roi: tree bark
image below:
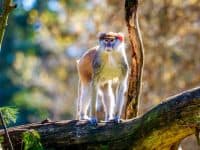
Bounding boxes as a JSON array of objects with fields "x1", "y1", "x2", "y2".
[
  {"x1": 0, "y1": 87, "x2": 199, "y2": 149},
  {"x1": 0, "y1": 0, "x2": 16, "y2": 49},
  {"x1": 125, "y1": 0, "x2": 144, "y2": 119}
]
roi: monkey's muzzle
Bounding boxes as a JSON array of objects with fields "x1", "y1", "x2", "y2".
[{"x1": 105, "y1": 47, "x2": 113, "y2": 52}]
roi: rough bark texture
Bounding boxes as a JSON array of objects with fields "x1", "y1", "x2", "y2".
[
  {"x1": 0, "y1": 87, "x2": 200, "y2": 149},
  {"x1": 0, "y1": 0, "x2": 16, "y2": 49},
  {"x1": 125, "y1": 0, "x2": 144, "y2": 119},
  {"x1": 0, "y1": 1, "x2": 16, "y2": 149}
]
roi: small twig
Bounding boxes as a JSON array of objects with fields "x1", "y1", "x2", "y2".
[
  {"x1": 195, "y1": 127, "x2": 200, "y2": 145},
  {"x1": 0, "y1": 111, "x2": 14, "y2": 150}
]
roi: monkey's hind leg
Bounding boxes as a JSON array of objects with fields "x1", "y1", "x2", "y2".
[
  {"x1": 114, "y1": 79, "x2": 127, "y2": 123},
  {"x1": 101, "y1": 83, "x2": 115, "y2": 122},
  {"x1": 79, "y1": 83, "x2": 92, "y2": 120},
  {"x1": 89, "y1": 81, "x2": 98, "y2": 125}
]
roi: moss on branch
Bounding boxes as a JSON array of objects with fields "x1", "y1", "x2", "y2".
[{"x1": 0, "y1": 0, "x2": 16, "y2": 49}]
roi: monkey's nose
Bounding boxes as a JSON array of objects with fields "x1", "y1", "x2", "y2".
[{"x1": 107, "y1": 42, "x2": 112, "y2": 47}]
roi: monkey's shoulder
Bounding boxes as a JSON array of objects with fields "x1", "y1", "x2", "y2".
[
  {"x1": 77, "y1": 46, "x2": 99, "y2": 69},
  {"x1": 80, "y1": 46, "x2": 98, "y2": 60}
]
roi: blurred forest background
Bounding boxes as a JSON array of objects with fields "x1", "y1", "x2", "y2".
[{"x1": 0, "y1": 0, "x2": 199, "y2": 149}]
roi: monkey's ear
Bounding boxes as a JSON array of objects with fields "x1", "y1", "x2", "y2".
[{"x1": 117, "y1": 32, "x2": 124, "y2": 41}]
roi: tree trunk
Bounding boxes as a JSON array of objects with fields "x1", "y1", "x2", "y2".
[
  {"x1": 0, "y1": 0, "x2": 16, "y2": 49},
  {"x1": 0, "y1": 87, "x2": 199, "y2": 149},
  {"x1": 125, "y1": 0, "x2": 144, "y2": 119}
]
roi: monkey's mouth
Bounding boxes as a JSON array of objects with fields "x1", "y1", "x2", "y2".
[{"x1": 105, "y1": 47, "x2": 113, "y2": 52}]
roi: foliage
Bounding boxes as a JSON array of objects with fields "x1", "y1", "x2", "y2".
[
  {"x1": 12, "y1": 89, "x2": 50, "y2": 122},
  {"x1": 0, "y1": 136, "x2": 3, "y2": 149},
  {"x1": 100, "y1": 144, "x2": 109, "y2": 150},
  {"x1": 0, "y1": 107, "x2": 18, "y2": 125},
  {"x1": 0, "y1": 136, "x2": 3, "y2": 143},
  {"x1": 22, "y1": 130, "x2": 43, "y2": 150}
]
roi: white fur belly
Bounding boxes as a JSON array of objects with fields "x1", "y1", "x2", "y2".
[
  {"x1": 98, "y1": 52, "x2": 122, "y2": 82},
  {"x1": 100, "y1": 65, "x2": 121, "y2": 81}
]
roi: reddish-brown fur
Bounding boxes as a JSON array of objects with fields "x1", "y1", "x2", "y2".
[
  {"x1": 77, "y1": 48, "x2": 97, "y2": 85},
  {"x1": 77, "y1": 32, "x2": 128, "y2": 122},
  {"x1": 77, "y1": 33, "x2": 124, "y2": 86}
]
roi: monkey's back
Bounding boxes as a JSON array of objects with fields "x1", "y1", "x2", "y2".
[{"x1": 77, "y1": 47, "x2": 97, "y2": 85}]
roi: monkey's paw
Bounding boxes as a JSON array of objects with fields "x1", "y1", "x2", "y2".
[
  {"x1": 79, "y1": 114, "x2": 89, "y2": 120},
  {"x1": 89, "y1": 117, "x2": 98, "y2": 126},
  {"x1": 114, "y1": 116, "x2": 122, "y2": 123}
]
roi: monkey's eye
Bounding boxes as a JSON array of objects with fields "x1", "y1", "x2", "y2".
[
  {"x1": 104, "y1": 39, "x2": 109, "y2": 42},
  {"x1": 109, "y1": 39, "x2": 113, "y2": 42}
]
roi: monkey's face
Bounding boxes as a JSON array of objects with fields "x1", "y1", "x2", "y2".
[{"x1": 99, "y1": 32, "x2": 124, "y2": 52}]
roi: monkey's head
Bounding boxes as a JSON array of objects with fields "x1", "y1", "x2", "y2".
[{"x1": 98, "y1": 32, "x2": 124, "y2": 52}]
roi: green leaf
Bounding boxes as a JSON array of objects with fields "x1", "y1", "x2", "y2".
[
  {"x1": 0, "y1": 107, "x2": 18, "y2": 125},
  {"x1": 22, "y1": 130, "x2": 43, "y2": 150}
]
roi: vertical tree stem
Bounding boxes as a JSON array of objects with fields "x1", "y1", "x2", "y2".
[
  {"x1": 0, "y1": 111, "x2": 14, "y2": 150},
  {"x1": 0, "y1": 0, "x2": 16, "y2": 49},
  {"x1": 125, "y1": 0, "x2": 144, "y2": 118},
  {"x1": 0, "y1": 0, "x2": 16, "y2": 149}
]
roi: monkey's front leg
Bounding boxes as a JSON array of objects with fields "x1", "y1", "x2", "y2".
[
  {"x1": 114, "y1": 78, "x2": 128, "y2": 123},
  {"x1": 90, "y1": 81, "x2": 98, "y2": 125}
]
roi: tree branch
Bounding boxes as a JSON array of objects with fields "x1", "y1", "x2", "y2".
[
  {"x1": 125, "y1": 0, "x2": 144, "y2": 118},
  {"x1": 0, "y1": 0, "x2": 16, "y2": 49},
  {"x1": 0, "y1": 87, "x2": 199, "y2": 149}
]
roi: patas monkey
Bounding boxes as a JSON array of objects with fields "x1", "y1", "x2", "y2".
[{"x1": 77, "y1": 32, "x2": 128, "y2": 124}]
